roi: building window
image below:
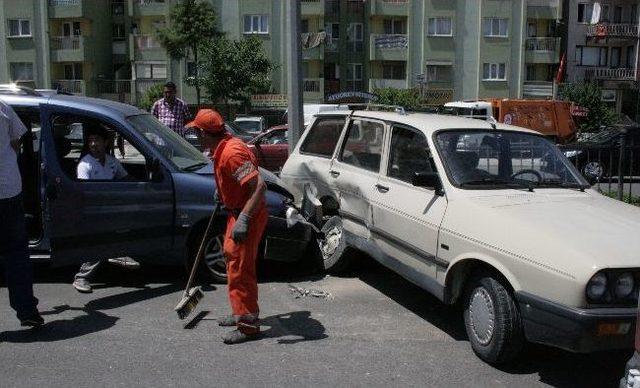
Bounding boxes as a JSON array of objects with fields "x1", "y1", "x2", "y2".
[
  {"x1": 383, "y1": 18, "x2": 406, "y2": 35},
  {"x1": 614, "y1": 6, "x2": 622, "y2": 23},
  {"x1": 575, "y1": 46, "x2": 608, "y2": 66},
  {"x1": 347, "y1": 23, "x2": 363, "y2": 51},
  {"x1": 578, "y1": 3, "x2": 594, "y2": 23},
  {"x1": 631, "y1": 5, "x2": 638, "y2": 24},
  {"x1": 136, "y1": 63, "x2": 167, "y2": 79},
  {"x1": 346, "y1": 63, "x2": 363, "y2": 91},
  {"x1": 426, "y1": 65, "x2": 452, "y2": 82},
  {"x1": 383, "y1": 63, "x2": 406, "y2": 80},
  {"x1": 482, "y1": 63, "x2": 506, "y2": 80},
  {"x1": 526, "y1": 65, "x2": 536, "y2": 81},
  {"x1": 627, "y1": 46, "x2": 635, "y2": 68},
  {"x1": 10, "y1": 63, "x2": 34, "y2": 81},
  {"x1": 243, "y1": 15, "x2": 269, "y2": 34},
  {"x1": 483, "y1": 18, "x2": 508, "y2": 37},
  {"x1": 611, "y1": 47, "x2": 621, "y2": 68},
  {"x1": 113, "y1": 23, "x2": 125, "y2": 41},
  {"x1": 325, "y1": 23, "x2": 340, "y2": 51},
  {"x1": 427, "y1": 17, "x2": 452, "y2": 36},
  {"x1": 186, "y1": 61, "x2": 197, "y2": 77},
  {"x1": 301, "y1": 19, "x2": 309, "y2": 33},
  {"x1": 63, "y1": 63, "x2": 83, "y2": 80},
  {"x1": 8, "y1": 19, "x2": 31, "y2": 37}
]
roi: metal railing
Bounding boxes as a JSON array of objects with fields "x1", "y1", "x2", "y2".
[
  {"x1": 560, "y1": 130, "x2": 640, "y2": 204},
  {"x1": 585, "y1": 68, "x2": 636, "y2": 81},
  {"x1": 53, "y1": 79, "x2": 84, "y2": 94},
  {"x1": 525, "y1": 37, "x2": 559, "y2": 51},
  {"x1": 369, "y1": 78, "x2": 407, "y2": 90},
  {"x1": 49, "y1": 0, "x2": 79, "y2": 5},
  {"x1": 96, "y1": 80, "x2": 131, "y2": 94},
  {"x1": 587, "y1": 23, "x2": 639, "y2": 38},
  {"x1": 50, "y1": 36, "x2": 81, "y2": 50},
  {"x1": 523, "y1": 81, "x2": 553, "y2": 97},
  {"x1": 135, "y1": 35, "x2": 162, "y2": 50}
]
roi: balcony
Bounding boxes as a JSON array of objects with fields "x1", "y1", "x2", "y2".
[
  {"x1": 50, "y1": 36, "x2": 89, "y2": 62},
  {"x1": 133, "y1": 0, "x2": 167, "y2": 16},
  {"x1": 133, "y1": 35, "x2": 165, "y2": 61},
  {"x1": 526, "y1": 0, "x2": 560, "y2": 19},
  {"x1": 369, "y1": 78, "x2": 408, "y2": 91},
  {"x1": 96, "y1": 80, "x2": 132, "y2": 103},
  {"x1": 585, "y1": 68, "x2": 637, "y2": 81},
  {"x1": 301, "y1": 0, "x2": 324, "y2": 16},
  {"x1": 587, "y1": 24, "x2": 639, "y2": 39},
  {"x1": 523, "y1": 81, "x2": 553, "y2": 98},
  {"x1": 369, "y1": 0, "x2": 409, "y2": 16},
  {"x1": 48, "y1": 0, "x2": 90, "y2": 18},
  {"x1": 303, "y1": 78, "x2": 324, "y2": 102},
  {"x1": 370, "y1": 34, "x2": 408, "y2": 61},
  {"x1": 525, "y1": 37, "x2": 561, "y2": 63},
  {"x1": 53, "y1": 79, "x2": 85, "y2": 95}
]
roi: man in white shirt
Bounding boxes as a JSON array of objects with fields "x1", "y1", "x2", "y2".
[
  {"x1": 0, "y1": 98, "x2": 43, "y2": 327},
  {"x1": 72, "y1": 127, "x2": 141, "y2": 293}
]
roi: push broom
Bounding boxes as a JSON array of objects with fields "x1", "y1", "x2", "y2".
[{"x1": 175, "y1": 202, "x2": 221, "y2": 320}]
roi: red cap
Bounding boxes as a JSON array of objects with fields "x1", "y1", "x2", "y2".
[{"x1": 186, "y1": 109, "x2": 225, "y2": 134}]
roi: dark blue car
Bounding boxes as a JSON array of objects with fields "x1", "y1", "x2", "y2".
[{"x1": 2, "y1": 94, "x2": 312, "y2": 282}]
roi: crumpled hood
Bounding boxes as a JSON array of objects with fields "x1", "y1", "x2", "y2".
[{"x1": 444, "y1": 190, "x2": 640, "y2": 280}]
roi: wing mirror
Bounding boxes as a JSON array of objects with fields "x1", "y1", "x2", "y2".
[{"x1": 412, "y1": 172, "x2": 444, "y2": 196}]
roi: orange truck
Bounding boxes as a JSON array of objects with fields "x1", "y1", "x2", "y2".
[{"x1": 443, "y1": 99, "x2": 579, "y2": 144}]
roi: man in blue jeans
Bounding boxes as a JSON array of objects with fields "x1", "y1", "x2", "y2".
[{"x1": 0, "y1": 98, "x2": 43, "y2": 327}]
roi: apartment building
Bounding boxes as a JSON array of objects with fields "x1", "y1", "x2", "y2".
[
  {"x1": 0, "y1": 0, "x2": 564, "y2": 106},
  {"x1": 564, "y1": 0, "x2": 640, "y2": 115}
]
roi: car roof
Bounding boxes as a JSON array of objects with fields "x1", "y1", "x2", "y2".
[
  {"x1": 314, "y1": 110, "x2": 539, "y2": 136},
  {"x1": 234, "y1": 116, "x2": 262, "y2": 121},
  {"x1": 0, "y1": 94, "x2": 145, "y2": 118}
]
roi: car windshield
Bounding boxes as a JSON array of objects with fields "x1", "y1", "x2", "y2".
[
  {"x1": 127, "y1": 114, "x2": 208, "y2": 170},
  {"x1": 435, "y1": 130, "x2": 588, "y2": 189},
  {"x1": 235, "y1": 120, "x2": 260, "y2": 132},
  {"x1": 226, "y1": 121, "x2": 252, "y2": 137}
]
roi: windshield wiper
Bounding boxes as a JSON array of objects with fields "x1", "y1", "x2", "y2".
[
  {"x1": 181, "y1": 162, "x2": 209, "y2": 172},
  {"x1": 460, "y1": 178, "x2": 534, "y2": 191},
  {"x1": 539, "y1": 180, "x2": 590, "y2": 191}
]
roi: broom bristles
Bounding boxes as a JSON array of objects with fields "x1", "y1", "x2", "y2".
[{"x1": 175, "y1": 287, "x2": 204, "y2": 320}]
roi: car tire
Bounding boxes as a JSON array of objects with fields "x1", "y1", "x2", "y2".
[
  {"x1": 187, "y1": 228, "x2": 228, "y2": 284},
  {"x1": 463, "y1": 273, "x2": 524, "y2": 364},
  {"x1": 317, "y1": 215, "x2": 351, "y2": 273},
  {"x1": 582, "y1": 161, "x2": 606, "y2": 180}
]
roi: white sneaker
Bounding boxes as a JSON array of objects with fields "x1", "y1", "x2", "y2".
[{"x1": 107, "y1": 257, "x2": 141, "y2": 270}]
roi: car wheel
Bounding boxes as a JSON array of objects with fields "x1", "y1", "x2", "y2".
[
  {"x1": 317, "y1": 215, "x2": 351, "y2": 272},
  {"x1": 583, "y1": 161, "x2": 605, "y2": 180},
  {"x1": 463, "y1": 274, "x2": 524, "y2": 364},
  {"x1": 187, "y1": 229, "x2": 227, "y2": 284}
]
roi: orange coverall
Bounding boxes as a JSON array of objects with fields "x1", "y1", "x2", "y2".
[{"x1": 212, "y1": 134, "x2": 268, "y2": 334}]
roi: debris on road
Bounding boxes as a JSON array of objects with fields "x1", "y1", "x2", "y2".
[{"x1": 288, "y1": 284, "x2": 331, "y2": 299}]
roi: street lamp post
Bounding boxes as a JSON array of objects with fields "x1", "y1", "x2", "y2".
[{"x1": 286, "y1": 1, "x2": 304, "y2": 154}]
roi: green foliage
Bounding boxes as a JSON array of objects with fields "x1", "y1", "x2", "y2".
[
  {"x1": 155, "y1": 0, "x2": 220, "y2": 105},
  {"x1": 199, "y1": 35, "x2": 274, "y2": 108},
  {"x1": 373, "y1": 88, "x2": 422, "y2": 110},
  {"x1": 559, "y1": 82, "x2": 617, "y2": 132},
  {"x1": 600, "y1": 190, "x2": 640, "y2": 206},
  {"x1": 138, "y1": 83, "x2": 165, "y2": 112}
]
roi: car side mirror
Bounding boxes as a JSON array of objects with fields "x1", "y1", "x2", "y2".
[
  {"x1": 149, "y1": 158, "x2": 163, "y2": 182},
  {"x1": 412, "y1": 172, "x2": 444, "y2": 195}
]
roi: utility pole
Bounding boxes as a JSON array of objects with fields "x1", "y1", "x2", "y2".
[{"x1": 286, "y1": 0, "x2": 304, "y2": 153}]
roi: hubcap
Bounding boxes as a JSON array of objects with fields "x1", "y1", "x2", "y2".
[
  {"x1": 203, "y1": 234, "x2": 226, "y2": 279},
  {"x1": 319, "y1": 225, "x2": 342, "y2": 261},
  {"x1": 468, "y1": 287, "x2": 495, "y2": 346},
  {"x1": 583, "y1": 162, "x2": 604, "y2": 179}
]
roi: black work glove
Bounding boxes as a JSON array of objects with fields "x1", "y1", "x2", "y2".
[{"x1": 231, "y1": 213, "x2": 250, "y2": 243}]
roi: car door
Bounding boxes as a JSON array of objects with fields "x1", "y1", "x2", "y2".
[
  {"x1": 39, "y1": 103, "x2": 174, "y2": 266},
  {"x1": 254, "y1": 130, "x2": 289, "y2": 171},
  {"x1": 330, "y1": 118, "x2": 386, "y2": 233},
  {"x1": 370, "y1": 124, "x2": 448, "y2": 287}
]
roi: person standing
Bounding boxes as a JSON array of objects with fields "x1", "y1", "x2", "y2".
[
  {"x1": 186, "y1": 109, "x2": 267, "y2": 344},
  {"x1": 0, "y1": 98, "x2": 43, "y2": 327},
  {"x1": 151, "y1": 81, "x2": 191, "y2": 137}
]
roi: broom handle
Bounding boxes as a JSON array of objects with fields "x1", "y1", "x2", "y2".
[{"x1": 184, "y1": 202, "x2": 221, "y2": 295}]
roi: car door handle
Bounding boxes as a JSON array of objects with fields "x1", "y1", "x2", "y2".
[
  {"x1": 330, "y1": 170, "x2": 340, "y2": 178},
  {"x1": 375, "y1": 184, "x2": 389, "y2": 193}
]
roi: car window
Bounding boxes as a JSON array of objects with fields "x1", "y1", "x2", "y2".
[
  {"x1": 388, "y1": 126, "x2": 434, "y2": 183},
  {"x1": 300, "y1": 117, "x2": 346, "y2": 158},
  {"x1": 339, "y1": 119, "x2": 384, "y2": 173},
  {"x1": 259, "y1": 130, "x2": 287, "y2": 145},
  {"x1": 51, "y1": 114, "x2": 150, "y2": 182}
]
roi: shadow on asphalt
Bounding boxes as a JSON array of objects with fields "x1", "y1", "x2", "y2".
[{"x1": 335, "y1": 253, "x2": 631, "y2": 387}]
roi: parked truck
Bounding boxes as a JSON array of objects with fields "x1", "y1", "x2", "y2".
[{"x1": 444, "y1": 99, "x2": 578, "y2": 144}]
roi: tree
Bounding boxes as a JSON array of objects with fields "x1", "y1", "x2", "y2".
[
  {"x1": 155, "y1": 0, "x2": 220, "y2": 107},
  {"x1": 373, "y1": 87, "x2": 423, "y2": 110},
  {"x1": 559, "y1": 82, "x2": 617, "y2": 132},
  {"x1": 199, "y1": 35, "x2": 274, "y2": 114},
  {"x1": 138, "y1": 83, "x2": 164, "y2": 111}
]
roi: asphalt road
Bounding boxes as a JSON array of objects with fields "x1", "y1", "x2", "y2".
[{"x1": 0, "y1": 257, "x2": 631, "y2": 388}]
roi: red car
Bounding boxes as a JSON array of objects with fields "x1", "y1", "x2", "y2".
[{"x1": 247, "y1": 125, "x2": 288, "y2": 172}]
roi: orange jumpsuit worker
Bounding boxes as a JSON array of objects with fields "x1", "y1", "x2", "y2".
[{"x1": 186, "y1": 109, "x2": 268, "y2": 344}]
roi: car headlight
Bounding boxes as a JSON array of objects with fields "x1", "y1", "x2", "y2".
[
  {"x1": 587, "y1": 273, "x2": 608, "y2": 300},
  {"x1": 563, "y1": 150, "x2": 582, "y2": 158},
  {"x1": 615, "y1": 273, "x2": 635, "y2": 298}
]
